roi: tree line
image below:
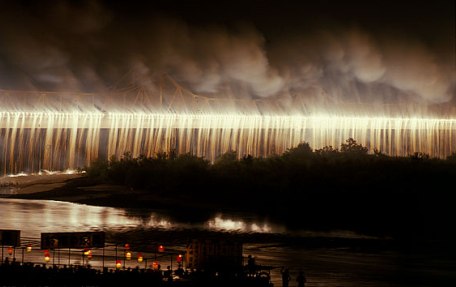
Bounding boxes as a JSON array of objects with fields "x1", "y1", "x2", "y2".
[
  {"x1": 86, "y1": 138, "x2": 456, "y2": 239},
  {"x1": 87, "y1": 138, "x2": 455, "y2": 190}
]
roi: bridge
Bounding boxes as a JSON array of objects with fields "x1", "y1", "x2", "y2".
[
  {"x1": 0, "y1": 74, "x2": 271, "y2": 116},
  {"x1": 1, "y1": 77, "x2": 455, "y2": 173},
  {"x1": 2, "y1": 72, "x2": 454, "y2": 119}
]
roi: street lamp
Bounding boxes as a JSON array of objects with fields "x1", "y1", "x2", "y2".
[
  {"x1": 44, "y1": 250, "x2": 51, "y2": 263},
  {"x1": 115, "y1": 260, "x2": 122, "y2": 269},
  {"x1": 84, "y1": 248, "x2": 92, "y2": 261},
  {"x1": 176, "y1": 254, "x2": 183, "y2": 267}
]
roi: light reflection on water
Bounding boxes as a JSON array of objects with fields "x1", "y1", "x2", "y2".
[
  {"x1": 207, "y1": 214, "x2": 285, "y2": 233},
  {"x1": 0, "y1": 198, "x2": 284, "y2": 239},
  {"x1": 0, "y1": 198, "x2": 342, "y2": 286},
  {"x1": 1, "y1": 198, "x2": 146, "y2": 238},
  {"x1": 1, "y1": 198, "x2": 451, "y2": 287},
  {"x1": 0, "y1": 198, "x2": 289, "y2": 284}
]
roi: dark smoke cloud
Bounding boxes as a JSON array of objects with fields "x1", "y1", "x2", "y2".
[
  {"x1": 0, "y1": 0, "x2": 454, "y2": 114},
  {"x1": 269, "y1": 28, "x2": 454, "y2": 113}
]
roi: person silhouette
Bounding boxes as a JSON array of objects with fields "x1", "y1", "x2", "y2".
[
  {"x1": 164, "y1": 266, "x2": 172, "y2": 282},
  {"x1": 281, "y1": 267, "x2": 290, "y2": 287},
  {"x1": 247, "y1": 255, "x2": 256, "y2": 275},
  {"x1": 296, "y1": 270, "x2": 307, "y2": 287}
]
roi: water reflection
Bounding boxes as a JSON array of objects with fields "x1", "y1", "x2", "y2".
[
  {"x1": 0, "y1": 199, "x2": 284, "y2": 239},
  {"x1": 207, "y1": 214, "x2": 283, "y2": 233},
  {"x1": 0, "y1": 198, "x2": 451, "y2": 287},
  {"x1": 1, "y1": 199, "x2": 145, "y2": 238}
]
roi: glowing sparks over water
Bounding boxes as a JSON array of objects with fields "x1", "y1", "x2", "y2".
[
  {"x1": 1, "y1": 111, "x2": 455, "y2": 174},
  {"x1": 208, "y1": 216, "x2": 247, "y2": 231},
  {"x1": 207, "y1": 215, "x2": 274, "y2": 232}
]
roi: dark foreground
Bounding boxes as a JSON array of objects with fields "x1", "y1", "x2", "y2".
[
  {"x1": 4, "y1": 149, "x2": 456, "y2": 286},
  {"x1": 1, "y1": 236, "x2": 455, "y2": 287},
  {"x1": 0, "y1": 261, "x2": 272, "y2": 287}
]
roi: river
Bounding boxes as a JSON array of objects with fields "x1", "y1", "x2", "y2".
[{"x1": 0, "y1": 198, "x2": 454, "y2": 286}]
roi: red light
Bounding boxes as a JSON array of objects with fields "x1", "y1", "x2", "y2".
[
  {"x1": 124, "y1": 243, "x2": 130, "y2": 250},
  {"x1": 176, "y1": 254, "x2": 183, "y2": 263},
  {"x1": 152, "y1": 261, "x2": 160, "y2": 270},
  {"x1": 158, "y1": 245, "x2": 165, "y2": 252},
  {"x1": 115, "y1": 260, "x2": 122, "y2": 269},
  {"x1": 44, "y1": 249, "x2": 51, "y2": 263},
  {"x1": 7, "y1": 247, "x2": 13, "y2": 255}
]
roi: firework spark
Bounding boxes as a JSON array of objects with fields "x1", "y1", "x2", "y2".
[{"x1": 1, "y1": 110, "x2": 454, "y2": 174}]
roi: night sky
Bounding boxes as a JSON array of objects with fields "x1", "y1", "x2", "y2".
[{"x1": 0, "y1": 0, "x2": 454, "y2": 110}]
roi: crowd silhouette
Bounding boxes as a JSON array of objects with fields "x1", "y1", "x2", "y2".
[{"x1": 0, "y1": 256, "x2": 273, "y2": 286}]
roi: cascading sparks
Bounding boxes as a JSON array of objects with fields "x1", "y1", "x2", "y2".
[{"x1": 1, "y1": 111, "x2": 455, "y2": 174}]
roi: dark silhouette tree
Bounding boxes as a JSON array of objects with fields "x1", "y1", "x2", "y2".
[
  {"x1": 373, "y1": 148, "x2": 387, "y2": 158},
  {"x1": 446, "y1": 152, "x2": 456, "y2": 161},
  {"x1": 215, "y1": 150, "x2": 238, "y2": 165},
  {"x1": 340, "y1": 138, "x2": 368, "y2": 155},
  {"x1": 410, "y1": 152, "x2": 430, "y2": 160},
  {"x1": 315, "y1": 145, "x2": 339, "y2": 157},
  {"x1": 283, "y1": 142, "x2": 313, "y2": 159}
]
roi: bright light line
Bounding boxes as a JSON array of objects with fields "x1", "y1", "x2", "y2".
[{"x1": 1, "y1": 111, "x2": 455, "y2": 174}]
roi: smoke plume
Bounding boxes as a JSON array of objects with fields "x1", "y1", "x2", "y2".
[{"x1": 0, "y1": 1, "x2": 454, "y2": 115}]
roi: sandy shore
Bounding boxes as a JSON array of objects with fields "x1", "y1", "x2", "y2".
[
  {"x1": 1, "y1": 173, "x2": 129, "y2": 201},
  {"x1": 0, "y1": 172, "x2": 84, "y2": 195},
  {"x1": 0, "y1": 173, "x2": 215, "y2": 224}
]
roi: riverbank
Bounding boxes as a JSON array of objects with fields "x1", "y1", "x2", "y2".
[
  {"x1": 3, "y1": 171, "x2": 455, "y2": 252},
  {"x1": 2, "y1": 196, "x2": 455, "y2": 287},
  {"x1": 1, "y1": 174, "x2": 223, "y2": 224},
  {"x1": 0, "y1": 172, "x2": 83, "y2": 195},
  {"x1": 2, "y1": 172, "x2": 455, "y2": 287}
]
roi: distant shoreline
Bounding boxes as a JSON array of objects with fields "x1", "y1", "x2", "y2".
[
  {"x1": 0, "y1": 172, "x2": 83, "y2": 195},
  {"x1": 1, "y1": 173, "x2": 226, "y2": 225},
  {"x1": 3, "y1": 169, "x2": 455, "y2": 250}
]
